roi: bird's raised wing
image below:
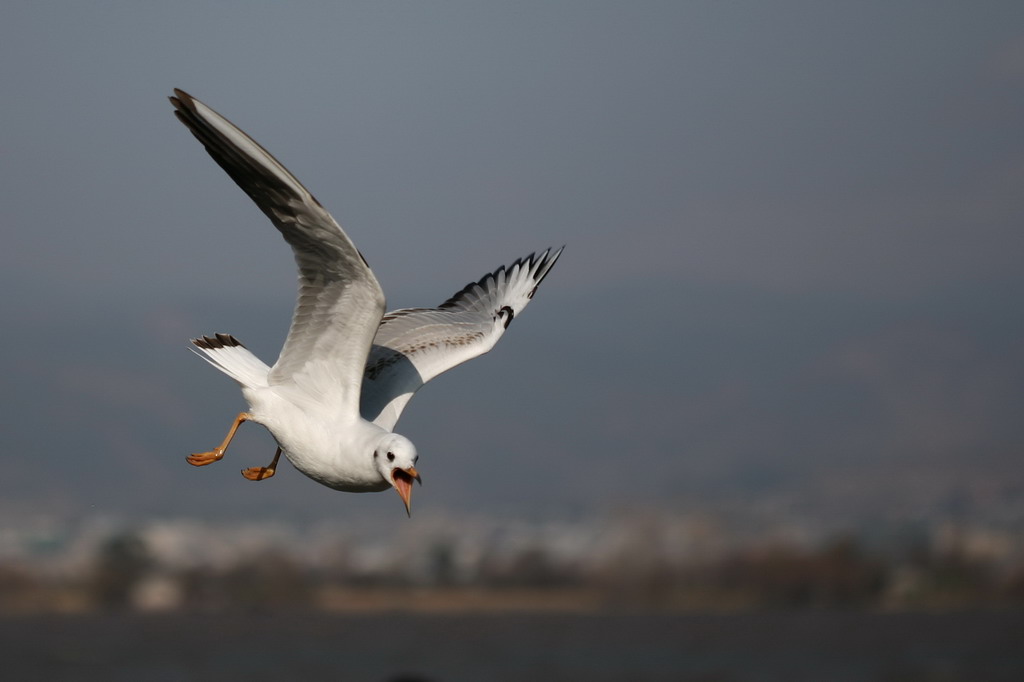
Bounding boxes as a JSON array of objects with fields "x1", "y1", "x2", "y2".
[
  {"x1": 171, "y1": 89, "x2": 385, "y2": 415},
  {"x1": 361, "y1": 248, "x2": 563, "y2": 430}
]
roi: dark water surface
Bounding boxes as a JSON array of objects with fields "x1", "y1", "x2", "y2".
[{"x1": 2, "y1": 611, "x2": 1022, "y2": 681}]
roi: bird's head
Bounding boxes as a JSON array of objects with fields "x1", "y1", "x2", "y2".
[{"x1": 373, "y1": 433, "x2": 421, "y2": 516}]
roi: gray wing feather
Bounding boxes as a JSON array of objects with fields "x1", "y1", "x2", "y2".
[{"x1": 171, "y1": 89, "x2": 385, "y2": 414}]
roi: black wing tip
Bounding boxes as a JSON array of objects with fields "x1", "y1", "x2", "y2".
[
  {"x1": 169, "y1": 89, "x2": 210, "y2": 142},
  {"x1": 191, "y1": 333, "x2": 245, "y2": 350},
  {"x1": 438, "y1": 246, "x2": 565, "y2": 310},
  {"x1": 530, "y1": 245, "x2": 565, "y2": 292},
  {"x1": 169, "y1": 88, "x2": 196, "y2": 114}
]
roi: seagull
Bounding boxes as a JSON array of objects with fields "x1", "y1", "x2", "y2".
[{"x1": 170, "y1": 89, "x2": 562, "y2": 516}]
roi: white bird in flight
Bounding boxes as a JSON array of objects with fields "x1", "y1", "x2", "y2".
[{"x1": 171, "y1": 89, "x2": 562, "y2": 515}]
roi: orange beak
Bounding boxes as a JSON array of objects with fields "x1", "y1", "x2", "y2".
[{"x1": 391, "y1": 466, "x2": 422, "y2": 517}]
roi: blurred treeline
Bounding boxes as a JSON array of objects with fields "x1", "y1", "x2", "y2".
[{"x1": 3, "y1": 531, "x2": 1024, "y2": 614}]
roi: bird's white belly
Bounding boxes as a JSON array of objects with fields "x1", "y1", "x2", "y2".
[
  {"x1": 244, "y1": 388, "x2": 388, "y2": 493},
  {"x1": 284, "y1": 451, "x2": 390, "y2": 493}
]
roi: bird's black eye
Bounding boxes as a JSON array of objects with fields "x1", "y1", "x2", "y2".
[{"x1": 387, "y1": 452, "x2": 395, "y2": 462}]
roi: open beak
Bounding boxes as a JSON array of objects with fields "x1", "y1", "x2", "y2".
[{"x1": 391, "y1": 466, "x2": 422, "y2": 517}]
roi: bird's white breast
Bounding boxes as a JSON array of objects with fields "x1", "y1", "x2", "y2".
[{"x1": 244, "y1": 386, "x2": 389, "y2": 492}]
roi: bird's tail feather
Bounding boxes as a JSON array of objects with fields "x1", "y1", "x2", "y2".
[{"x1": 190, "y1": 334, "x2": 270, "y2": 388}]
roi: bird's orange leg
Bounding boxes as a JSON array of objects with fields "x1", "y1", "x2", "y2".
[
  {"x1": 187, "y1": 412, "x2": 251, "y2": 467},
  {"x1": 241, "y1": 447, "x2": 282, "y2": 481}
]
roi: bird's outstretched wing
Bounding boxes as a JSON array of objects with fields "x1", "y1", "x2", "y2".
[
  {"x1": 171, "y1": 89, "x2": 385, "y2": 415},
  {"x1": 361, "y1": 248, "x2": 563, "y2": 430}
]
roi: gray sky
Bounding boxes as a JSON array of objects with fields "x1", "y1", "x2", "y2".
[{"x1": 2, "y1": 2, "x2": 1023, "y2": 526}]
